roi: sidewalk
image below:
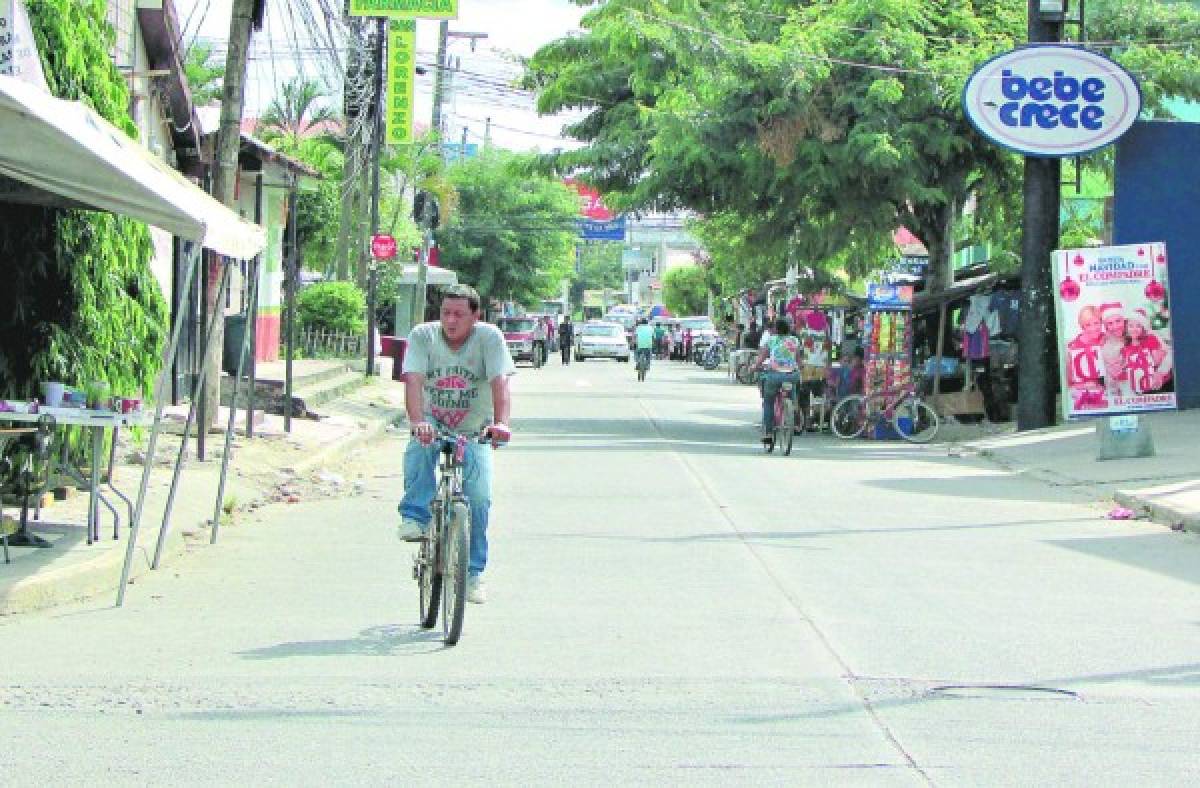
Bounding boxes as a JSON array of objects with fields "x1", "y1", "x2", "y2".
[
  {"x1": 949, "y1": 408, "x2": 1200, "y2": 533},
  {"x1": 0, "y1": 374, "x2": 405, "y2": 616}
]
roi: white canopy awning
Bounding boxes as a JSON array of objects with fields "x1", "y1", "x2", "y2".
[
  {"x1": 400, "y1": 265, "x2": 458, "y2": 286},
  {"x1": 0, "y1": 75, "x2": 265, "y2": 260}
]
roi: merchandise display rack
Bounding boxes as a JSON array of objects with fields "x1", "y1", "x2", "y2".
[{"x1": 864, "y1": 285, "x2": 914, "y2": 439}]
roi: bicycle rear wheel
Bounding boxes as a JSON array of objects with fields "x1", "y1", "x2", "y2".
[
  {"x1": 892, "y1": 397, "x2": 940, "y2": 443},
  {"x1": 830, "y1": 395, "x2": 868, "y2": 439},
  {"x1": 441, "y1": 501, "x2": 470, "y2": 645},
  {"x1": 417, "y1": 525, "x2": 441, "y2": 629},
  {"x1": 777, "y1": 397, "x2": 796, "y2": 456}
]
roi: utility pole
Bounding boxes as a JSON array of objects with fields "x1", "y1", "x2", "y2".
[
  {"x1": 205, "y1": 0, "x2": 257, "y2": 439},
  {"x1": 334, "y1": 15, "x2": 368, "y2": 281},
  {"x1": 430, "y1": 20, "x2": 450, "y2": 151},
  {"x1": 484, "y1": 116, "x2": 492, "y2": 148},
  {"x1": 411, "y1": 20, "x2": 452, "y2": 330},
  {"x1": 365, "y1": 16, "x2": 386, "y2": 378},
  {"x1": 1016, "y1": 0, "x2": 1065, "y2": 430}
]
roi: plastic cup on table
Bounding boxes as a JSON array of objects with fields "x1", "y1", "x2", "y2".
[{"x1": 41, "y1": 382, "x2": 65, "y2": 407}]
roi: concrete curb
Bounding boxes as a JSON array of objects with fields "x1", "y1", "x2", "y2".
[
  {"x1": 1113, "y1": 489, "x2": 1200, "y2": 534},
  {"x1": 290, "y1": 408, "x2": 405, "y2": 478},
  {"x1": 0, "y1": 518, "x2": 186, "y2": 616},
  {"x1": 0, "y1": 392, "x2": 405, "y2": 617}
]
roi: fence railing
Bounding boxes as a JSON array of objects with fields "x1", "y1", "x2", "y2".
[{"x1": 298, "y1": 327, "x2": 365, "y2": 358}]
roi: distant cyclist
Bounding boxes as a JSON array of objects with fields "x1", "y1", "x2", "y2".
[
  {"x1": 398, "y1": 284, "x2": 514, "y2": 604},
  {"x1": 634, "y1": 318, "x2": 654, "y2": 376},
  {"x1": 754, "y1": 318, "x2": 801, "y2": 444}
]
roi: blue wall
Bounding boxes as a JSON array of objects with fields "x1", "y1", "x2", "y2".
[{"x1": 1114, "y1": 121, "x2": 1200, "y2": 409}]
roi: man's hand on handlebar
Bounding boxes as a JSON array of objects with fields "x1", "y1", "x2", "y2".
[
  {"x1": 410, "y1": 421, "x2": 436, "y2": 445},
  {"x1": 482, "y1": 423, "x2": 512, "y2": 447}
]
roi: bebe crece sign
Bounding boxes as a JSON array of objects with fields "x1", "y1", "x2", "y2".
[{"x1": 963, "y1": 45, "x2": 1141, "y2": 158}]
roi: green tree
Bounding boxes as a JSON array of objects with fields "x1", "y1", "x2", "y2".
[
  {"x1": 258, "y1": 77, "x2": 335, "y2": 150},
  {"x1": 437, "y1": 151, "x2": 577, "y2": 305},
  {"x1": 0, "y1": 0, "x2": 165, "y2": 407},
  {"x1": 184, "y1": 41, "x2": 224, "y2": 106},
  {"x1": 296, "y1": 281, "x2": 366, "y2": 335},
  {"x1": 571, "y1": 241, "x2": 623, "y2": 306},
  {"x1": 662, "y1": 264, "x2": 708, "y2": 316}
]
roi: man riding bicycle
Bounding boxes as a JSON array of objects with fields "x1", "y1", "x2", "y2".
[
  {"x1": 755, "y1": 318, "x2": 801, "y2": 444},
  {"x1": 398, "y1": 284, "x2": 514, "y2": 604},
  {"x1": 634, "y1": 317, "x2": 654, "y2": 374}
]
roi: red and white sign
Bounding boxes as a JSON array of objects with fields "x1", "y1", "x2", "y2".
[
  {"x1": 564, "y1": 178, "x2": 614, "y2": 220},
  {"x1": 371, "y1": 233, "x2": 397, "y2": 260},
  {"x1": 1053, "y1": 242, "x2": 1176, "y2": 420}
]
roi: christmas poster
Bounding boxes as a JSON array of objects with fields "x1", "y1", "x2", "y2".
[{"x1": 1053, "y1": 242, "x2": 1175, "y2": 420}]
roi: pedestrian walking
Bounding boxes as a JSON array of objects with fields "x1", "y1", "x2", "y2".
[{"x1": 558, "y1": 315, "x2": 574, "y2": 364}]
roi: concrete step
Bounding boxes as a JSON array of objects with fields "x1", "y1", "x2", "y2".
[
  {"x1": 219, "y1": 362, "x2": 362, "y2": 417},
  {"x1": 293, "y1": 370, "x2": 369, "y2": 413}
]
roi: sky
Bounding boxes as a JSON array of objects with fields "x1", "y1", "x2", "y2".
[{"x1": 176, "y1": 0, "x2": 589, "y2": 151}]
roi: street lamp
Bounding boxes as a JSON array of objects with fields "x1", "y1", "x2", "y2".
[{"x1": 1038, "y1": 0, "x2": 1067, "y2": 21}]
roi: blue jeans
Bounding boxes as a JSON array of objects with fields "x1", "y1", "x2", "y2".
[
  {"x1": 399, "y1": 439, "x2": 493, "y2": 577},
  {"x1": 761, "y1": 370, "x2": 800, "y2": 432}
]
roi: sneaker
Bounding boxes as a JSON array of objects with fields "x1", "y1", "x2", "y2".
[
  {"x1": 466, "y1": 575, "x2": 487, "y2": 604},
  {"x1": 396, "y1": 517, "x2": 427, "y2": 542}
]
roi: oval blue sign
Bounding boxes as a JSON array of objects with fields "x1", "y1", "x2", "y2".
[{"x1": 962, "y1": 45, "x2": 1141, "y2": 158}]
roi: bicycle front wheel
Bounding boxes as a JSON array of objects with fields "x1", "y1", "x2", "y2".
[
  {"x1": 441, "y1": 501, "x2": 470, "y2": 645},
  {"x1": 892, "y1": 397, "x2": 940, "y2": 443},
  {"x1": 417, "y1": 532, "x2": 441, "y2": 630},
  {"x1": 830, "y1": 395, "x2": 868, "y2": 439}
]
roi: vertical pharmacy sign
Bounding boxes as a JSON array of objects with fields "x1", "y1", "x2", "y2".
[
  {"x1": 1052, "y1": 243, "x2": 1176, "y2": 420},
  {"x1": 385, "y1": 20, "x2": 416, "y2": 144},
  {"x1": 350, "y1": 1, "x2": 459, "y2": 145}
]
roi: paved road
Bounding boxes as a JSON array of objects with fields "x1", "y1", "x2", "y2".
[{"x1": 2, "y1": 357, "x2": 1198, "y2": 785}]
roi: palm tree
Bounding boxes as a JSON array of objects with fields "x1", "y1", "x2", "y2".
[{"x1": 257, "y1": 78, "x2": 336, "y2": 151}]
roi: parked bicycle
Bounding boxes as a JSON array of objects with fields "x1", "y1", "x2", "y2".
[
  {"x1": 829, "y1": 382, "x2": 940, "y2": 443},
  {"x1": 413, "y1": 429, "x2": 493, "y2": 645}
]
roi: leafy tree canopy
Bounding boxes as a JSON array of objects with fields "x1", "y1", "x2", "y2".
[
  {"x1": 528, "y1": 0, "x2": 1200, "y2": 290},
  {"x1": 184, "y1": 41, "x2": 224, "y2": 106},
  {"x1": 437, "y1": 151, "x2": 578, "y2": 306},
  {"x1": 571, "y1": 241, "x2": 624, "y2": 306},
  {"x1": 662, "y1": 264, "x2": 707, "y2": 316}
]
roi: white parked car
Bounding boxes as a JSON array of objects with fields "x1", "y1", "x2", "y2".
[{"x1": 574, "y1": 321, "x2": 631, "y2": 362}]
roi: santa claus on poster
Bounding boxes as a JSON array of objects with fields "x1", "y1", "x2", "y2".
[{"x1": 1053, "y1": 241, "x2": 1175, "y2": 420}]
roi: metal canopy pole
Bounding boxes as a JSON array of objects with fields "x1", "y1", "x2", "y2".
[
  {"x1": 116, "y1": 242, "x2": 201, "y2": 607},
  {"x1": 246, "y1": 172, "x2": 263, "y2": 438},
  {"x1": 284, "y1": 175, "x2": 298, "y2": 432},
  {"x1": 150, "y1": 262, "x2": 233, "y2": 570},
  {"x1": 210, "y1": 258, "x2": 261, "y2": 544}
]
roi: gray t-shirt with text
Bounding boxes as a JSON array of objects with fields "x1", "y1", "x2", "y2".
[{"x1": 402, "y1": 321, "x2": 516, "y2": 434}]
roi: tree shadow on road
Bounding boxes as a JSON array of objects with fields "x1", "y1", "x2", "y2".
[{"x1": 236, "y1": 624, "x2": 447, "y2": 659}]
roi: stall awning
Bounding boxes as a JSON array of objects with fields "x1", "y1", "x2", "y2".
[{"x1": 0, "y1": 75, "x2": 265, "y2": 260}]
